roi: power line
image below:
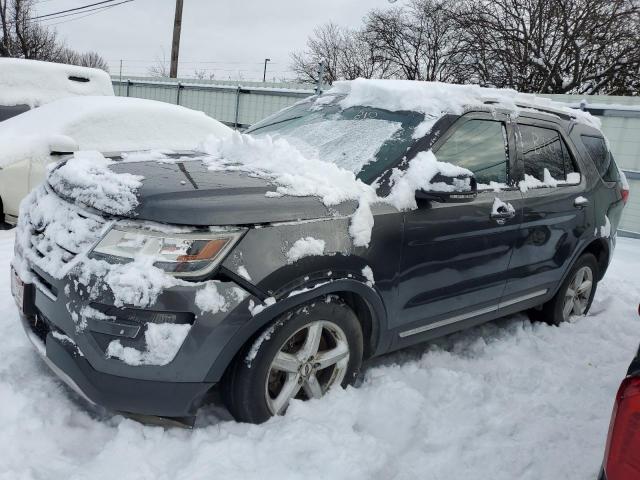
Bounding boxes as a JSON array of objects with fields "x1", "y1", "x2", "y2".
[
  {"x1": 32, "y1": 0, "x2": 121, "y2": 20},
  {"x1": 42, "y1": 2, "x2": 133, "y2": 26},
  {"x1": 39, "y1": 0, "x2": 133, "y2": 23}
]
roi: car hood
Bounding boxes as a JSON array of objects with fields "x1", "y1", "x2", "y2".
[{"x1": 108, "y1": 159, "x2": 335, "y2": 226}]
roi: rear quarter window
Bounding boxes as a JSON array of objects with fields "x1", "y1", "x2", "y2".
[{"x1": 580, "y1": 135, "x2": 619, "y2": 182}]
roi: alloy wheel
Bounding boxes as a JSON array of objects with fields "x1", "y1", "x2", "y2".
[
  {"x1": 562, "y1": 266, "x2": 594, "y2": 321},
  {"x1": 265, "y1": 320, "x2": 350, "y2": 415}
]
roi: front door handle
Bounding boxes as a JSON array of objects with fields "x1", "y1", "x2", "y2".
[
  {"x1": 574, "y1": 196, "x2": 589, "y2": 208},
  {"x1": 490, "y1": 210, "x2": 516, "y2": 219}
]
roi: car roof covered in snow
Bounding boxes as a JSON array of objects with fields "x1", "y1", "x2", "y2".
[
  {"x1": 0, "y1": 58, "x2": 114, "y2": 108},
  {"x1": 327, "y1": 79, "x2": 601, "y2": 130},
  {"x1": 0, "y1": 96, "x2": 231, "y2": 167}
]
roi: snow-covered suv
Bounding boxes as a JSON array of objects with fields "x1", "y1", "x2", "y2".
[{"x1": 11, "y1": 80, "x2": 628, "y2": 425}]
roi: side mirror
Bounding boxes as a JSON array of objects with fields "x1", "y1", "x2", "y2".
[
  {"x1": 48, "y1": 135, "x2": 78, "y2": 155},
  {"x1": 415, "y1": 173, "x2": 477, "y2": 203}
]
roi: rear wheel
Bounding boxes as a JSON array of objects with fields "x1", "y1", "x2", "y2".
[
  {"x1": 528, "y1": 253, "x2": 599, "y2": 326},
  {"x1": 222, "y1": 298, "x2": 363, "y2": 423}
]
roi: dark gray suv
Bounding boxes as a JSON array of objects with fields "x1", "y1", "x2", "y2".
[{"x1": 11, "y1": 83, "x2": 628, "y2": 425}]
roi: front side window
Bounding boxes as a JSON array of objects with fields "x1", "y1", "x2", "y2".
[
  {"x1": 519, "y1": 125, "x2": 579, "y2": 184},
  {"x1": 433, "y1": 119, "x2": 509, "y2": 185}
]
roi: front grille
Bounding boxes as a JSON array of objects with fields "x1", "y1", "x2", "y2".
[{"x1": 17, "y1": 186, "x2": 107, "y2": 277}]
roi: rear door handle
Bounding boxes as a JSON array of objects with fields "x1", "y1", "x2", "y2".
[{"x1": 574, "y1": 197, "x2": 589, "y2": 208}]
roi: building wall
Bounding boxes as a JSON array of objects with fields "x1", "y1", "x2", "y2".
[{"x1": 112, "y1": 78, "x2": 640, "y2": 236}]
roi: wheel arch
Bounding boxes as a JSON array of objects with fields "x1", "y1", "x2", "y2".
[
  {"x1": 580, "y1": 237, "x2": 611, "y2": 281},
  {"x1": 204, "y1": 279, "x2": 387, "y2": 383}
]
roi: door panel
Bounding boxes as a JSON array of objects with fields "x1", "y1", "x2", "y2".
[
  {"x1": 397, "y1": 189, "x2": 522, "y2": 331},
  {"x1": 395, "y1": 113, "x2": 522, "y2": 334},
  {"x1": 503, "y1": 121, "x2": 592, "y2": 301}
]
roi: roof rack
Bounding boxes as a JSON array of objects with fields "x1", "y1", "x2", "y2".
[{"x1": 481, "y1": 97, "x2": 577, "y2": 121}]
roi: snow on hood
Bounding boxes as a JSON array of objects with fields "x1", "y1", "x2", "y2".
[
  {"x1": 201, "y1": 131, "x2": 472, "y2": 247},
  {"x1": 48, "y1": 151, "x2": 143, "y2": 215},
  {"x1": 0, "y1": 58, "x2": 114, "y2": 108},
  {"x1": 0, "y1": 96, "x2": 232, "y2": 168},
  {"x1": 329, "y1": 79, "x2": 601, "y2": 130}
]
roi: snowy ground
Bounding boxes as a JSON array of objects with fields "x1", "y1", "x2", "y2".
[{"x1": 0, "y1": 229, "x2": 638, "y2": 480}]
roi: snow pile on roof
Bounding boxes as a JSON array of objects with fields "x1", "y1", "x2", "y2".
[
  {"x1": 0, "y1": 96, "x2": 231, "y2": 167},
  {"x1": 0, "y1": 58, "x2": 114, "y2": 107},
  {"x1": 330, "y1": 78, "x2": 601, "y2": 130},
  {"x1": 106, "y1": 323, "x2": 191, "y2": 366},
  {"x1": 48, "y1": 151, "x2": 143, "y2": 215}
]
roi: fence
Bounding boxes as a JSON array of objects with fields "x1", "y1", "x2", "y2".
[
  {"x1": 111, "y1": 76, "x2": 640, "y2": 237},
  {"x1": 112, "y1": 76, "x2": 318, "y2": 129}
]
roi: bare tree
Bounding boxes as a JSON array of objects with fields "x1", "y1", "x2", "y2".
[
  {"x1": 1, "y1": 0, "x2": 109, "y2": 71},
  {"x1": 457, "y1": 0, "x2": 640, "y2": 94},
  {"x1": 291, "y1": 22, "x2": 393, "y2": 84},
  {"x1": 148, "y1": 50, "x2": 170, "y2": 77},
  {"x1": 363, "y1": 0, "x2": 467, "y2": 82}
]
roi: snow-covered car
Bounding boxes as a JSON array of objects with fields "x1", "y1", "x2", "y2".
[
  {"x1": 11, "y1": 79, "x2": 628, "y2": 425},
  {"x1": 0, "y1": 96, "x2": 231, "y2": 225},
  {"x1": 0, "y1": 58, "x2": 114, "y2": 122},
  {"x1": 599, "y1": 304, "x2": 640, "y2": 480}
]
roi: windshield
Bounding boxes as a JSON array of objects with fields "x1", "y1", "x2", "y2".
[{"x1": 246, "y1": 95, "x2": 425, "y2": 184}]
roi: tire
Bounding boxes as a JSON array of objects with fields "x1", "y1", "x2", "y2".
[
  {"x1": 222, "y1": 297, "x2": 363, "y2": 424},
  {"x1": 528, "y1": 253, "x2": 599, "y2": 326}
]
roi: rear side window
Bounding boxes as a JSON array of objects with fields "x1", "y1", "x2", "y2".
[
  {"x1": 519, "y1": 125, "x2": 579, "y2": 183},
  {"x1": 434, "y1": 119, "x2": 508, "y2": 185},
  {"x1": 581, "y1": 135, "x2": 619, "y2": 182}
]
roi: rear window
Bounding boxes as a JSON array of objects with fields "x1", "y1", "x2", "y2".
[{"x1": 581, "y1": 135, "x2": 619, "y2": 182}]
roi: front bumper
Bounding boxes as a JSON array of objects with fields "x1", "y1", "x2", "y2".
[{"x1": 20, "y1": 312, "x2": 215, "y2": 418}]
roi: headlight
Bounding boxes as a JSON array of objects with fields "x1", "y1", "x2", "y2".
[{"x1": 89, "y1": 226, "x2": 244, "y2": 278}]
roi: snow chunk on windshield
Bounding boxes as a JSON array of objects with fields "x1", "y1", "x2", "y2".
[
  {"x1": 48, "y1": 151, "x2": 143, "y2": 215},
  {"x1": 266, "y1": 117, "x2": 402, "y2": 174},
  {"x1": 106, "y1": 323, "x2": 191, "y2": 366},
  {"x1": 287, "y1": 237, "x2": 326, "y2": 263}
]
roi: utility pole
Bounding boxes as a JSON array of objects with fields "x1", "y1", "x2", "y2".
[
  {"x1": 118, "y1": 59, "x2": 123, "y2": 95},
  {"x1": 170, "y1": 0, "x2": 184, "y2": 78},
  {"x1": 263, "y1": 58, "x2": 271, "y2": 83}
]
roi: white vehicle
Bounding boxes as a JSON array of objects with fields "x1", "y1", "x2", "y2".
[
  {"x1": 0, "y1": 58, "x2": 114, "y2": 122},
  {"x1": 0, "y1": 95, "x2": 231, "y2": 225}
]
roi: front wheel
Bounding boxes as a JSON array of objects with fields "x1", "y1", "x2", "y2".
[
  {"x1": 529, "y1": 253, "x2": 599, "y2": 326},
  {"x1": 222, "y1": 298, "x2": 363, "y2": 424}
]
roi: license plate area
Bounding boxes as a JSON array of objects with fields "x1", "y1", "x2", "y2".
[{"x1": 11, "y1": 267, "x2": 35, "y2": 315}]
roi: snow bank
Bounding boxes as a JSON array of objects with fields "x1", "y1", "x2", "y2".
[
  {"x1": 1, "y1": 229, "x2": 638, "y2": 480},
  {"x1": 286, "y1": 237, "x2": 326, "y2": 263},
  {"x1": 0, "y1": 96, "x2": 231, "y2": 167},
  {"x1": 0, "y1": 58, "x2": 114, "y2": 107},
  {"x1": 106, "y1": 323, "x2": 191, "y2": 366}
]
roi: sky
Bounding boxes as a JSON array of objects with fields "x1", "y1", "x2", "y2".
[{"x1": 33, "y1": 0, "x2": 399, "y2": 81}]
